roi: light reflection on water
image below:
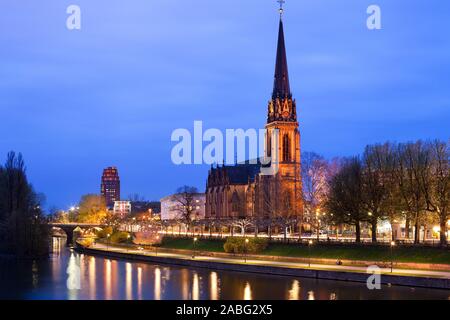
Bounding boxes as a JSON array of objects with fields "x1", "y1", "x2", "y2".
[
  {"x1": 0, "y1": 238, "x2": 449, "y2": 300},
  {"x1": 288, "y1": 280, "x2": 300, "y2": 300},
  {"x1": 243, "y1": 282, "x2": 252, "y2": 300}
]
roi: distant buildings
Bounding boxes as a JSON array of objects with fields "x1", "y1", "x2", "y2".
[
  {"x1": 113, "y1": 201, "x2": 131, "y2": 218},
  {"x1": 101, "y1": 167, "x2": 120, "y2": 208},
  {"x1": 161, "y1": 193, "x2": 205, "y2": 221},
  {"x1": 131, "y1": 201, "x2": 161, "y2": 217}
]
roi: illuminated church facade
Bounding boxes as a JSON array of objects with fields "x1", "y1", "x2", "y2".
[{"x1": 205, "y1": 7, "x2": 303, "y2": 223}]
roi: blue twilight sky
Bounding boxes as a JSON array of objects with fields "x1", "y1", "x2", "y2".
[{"x1": 0, "y1": 0, "x2": 449, "y2": 209}]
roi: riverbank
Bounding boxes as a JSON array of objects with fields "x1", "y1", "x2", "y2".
[
  {"x1": 76, "y1": 243, "x2": 450, "y2": 290},
  {"x1": 156, "y1": 237, "x2": 450, "y2": 271}
]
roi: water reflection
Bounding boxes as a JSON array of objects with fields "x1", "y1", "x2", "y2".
[
  {"x1": 210, "y1": 272, "x2": 219, "y2": 300},
  {"x1": 181, "y1": 269, "x2": 189, "y2": 300},
  {"x1": 288, "y1": 280, "x2": 300, "y2": 300},
  {"x1": 89, "y1": 257, "x2": 96, "y2": 299},
  {"x1": 1, "y1": 238, "x2": 449, "y2": 300},
  {"x1": 104, "y1": 259, "x2": 112, "y2": 300},
  {"x1": 137, "y1": 267, "x2": 142, "y2": 300},
  {"x1": 154, "y1": 267, "x2": 161, "y2": 300},
  {"x1": 243, "y1": 282, "x2": 252, "y2": 300},
  {"x1": 192, "y1": 273, "x2": 200, "y2": 300},
  {"x1": 126, "y1": 263, "x2": 133, "y2": 300},
  {"x1": 32, "y1": 260, "x2": 39, "y2": 289}
]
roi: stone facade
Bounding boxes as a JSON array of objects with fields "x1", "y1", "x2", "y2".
[{"x1": 206, "y1": 17, "x2": 303, "y2": 222}]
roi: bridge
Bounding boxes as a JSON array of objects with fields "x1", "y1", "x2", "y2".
[{"x1": 50, "y1": 223, "x2": 106, "y2": 245}]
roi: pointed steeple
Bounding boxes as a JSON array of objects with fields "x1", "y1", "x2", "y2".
[{"x1": 272, "y1": 18, "x2": 291, "y2": 100}]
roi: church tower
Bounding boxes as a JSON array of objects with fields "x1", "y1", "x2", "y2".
[{"x1": 264, "y1": 3, "x2": 302, "y2": 217}]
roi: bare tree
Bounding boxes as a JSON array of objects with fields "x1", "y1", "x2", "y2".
[
  {"x1": 395, "y1": 142, "x2": 431, "y2": 244},
  {"x1": 232, "y1": 218, "x2": 254, "y2": 236},
  {"x1": 326, "y1": 157, "x2": 366, "y2": 243},
  {"x1": 302, "y1": 152, "x2": 331, "y2": 239},
  {"x1": 172, "y1": 186, "x2": 200, "y2": 233},
  {"x1": 362, "y1": 145, "x2": 390, "y2": 242},
  {"x1": 423, "y1": 140, "x2": 449, "y2": 245}
]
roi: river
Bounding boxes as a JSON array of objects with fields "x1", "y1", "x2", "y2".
[{"x1": 0, "y1": 238, "x2": 449, "y2": 300}]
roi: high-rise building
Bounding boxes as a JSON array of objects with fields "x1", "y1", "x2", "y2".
[{"x1": 101, "y1": 167, "x2": 120, "y2": 208}]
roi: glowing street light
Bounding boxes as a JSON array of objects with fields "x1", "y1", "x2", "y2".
[
  {"x1": 126, "y1": 234, "x2": 131, "y2": 252},
  {"x1": 192, "y1": 237, "x2": 198, "y2": 259},
  {"x1": 106, "y1": 233, "x2": 111, "y2": 251},
  {"x1": 244, "y1": 238, "x2": 249, "y2": 263},
  {"x1": 390, "y1": 241, "x2": 395, "y2": 273}
]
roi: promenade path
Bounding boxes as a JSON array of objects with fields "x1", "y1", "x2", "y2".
[{"x1": 90, "y1": 243, "x2": 450, "y2": 280}]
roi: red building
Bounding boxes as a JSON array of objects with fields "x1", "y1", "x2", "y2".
[{"x1": 101, "y1": 167, "x2": 120, "y2": 208}]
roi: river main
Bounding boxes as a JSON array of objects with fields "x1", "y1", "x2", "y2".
[{"x1": 0, "y1": 238, "x2": 449, "y2": 300}]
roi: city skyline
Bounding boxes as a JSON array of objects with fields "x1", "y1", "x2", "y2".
[{"x1": 1, "y1": 0, "x2": 449, "y2": 209}]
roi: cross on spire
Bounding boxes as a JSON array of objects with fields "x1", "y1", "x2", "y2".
[{"x1": 277, "y1": 0, "x2": 286, "y2": 17}]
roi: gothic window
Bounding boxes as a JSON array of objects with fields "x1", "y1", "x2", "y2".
[
  {"x1": 283, "y1": 134, "x2": 291, "y2": 162},
  {"x1": 231, "y1": 191, "x2": 240, "y2": 213},
  {"x1": 267, "y1": 133, "x2": 272, "y2": 158},
  {"x1": 283, "y1": 192, "x2": 292, "y2": 212}
]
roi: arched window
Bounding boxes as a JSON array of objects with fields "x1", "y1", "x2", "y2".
[
  {"x1": 267, "y1": 132, "x2": 272, "y2": 158},
  {"x1": 283, "y1": 134, "x2": 291, "y2": 162},
  {"x1": 231, "y1": 191, "x2": 240, "y2": 213}
]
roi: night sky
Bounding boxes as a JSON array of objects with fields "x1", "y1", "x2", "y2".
[{"x1": 1, "y1": 0, "x2": 449, "y2": 209}]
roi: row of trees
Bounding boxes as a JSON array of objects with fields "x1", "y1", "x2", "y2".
[
  {"x1": 160, "y1": 140, "x2": 448, "y2": 246},
  {"x1": 0, "y1": 152, "x2": 49, "y2": 256},
  {"x1": 51, "y1": 194, "x2": 109, "y2": 224},
  {"x1": 318, "y1": 140, "x2": 448, "y2": 245}
]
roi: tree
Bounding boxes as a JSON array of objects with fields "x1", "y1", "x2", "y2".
[
  {"x1": 302, "y1": 152, "x2": 332, "y2": 238},
  {"x1": 373, "y1": 143, "x2": 403, "y2": 241},
  {"x1": 77, "y1": 194, "x2": 108, "y2": 224},
  {"x1": 302, "y1": 152, "x2": 330, "y2": 213},
  {"x1": 326, "y1": 157, "x2": 366, "y2": 243},
  {"x1": 361, "y1": 144, "x2": 390, "y2": 242},
  {"x1": 232, "y1": 218, "x2": 254, "y2": 236},
  {"x1": 423, "y1": 140, "x2": 449, "y2": 245},
  {"x1": 0, "y1": 151, "x2": 49, "y2": 256},
  {"x1": 172, "y1": 186, "x2": 200, "y2": 232},
  {"x1": 395, "y1": 142, "x2": 430, "y2": 244}
]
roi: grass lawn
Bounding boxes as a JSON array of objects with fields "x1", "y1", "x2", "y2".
[{"x1": 160, "y1": 237, "x2": 450, "y2": 265}]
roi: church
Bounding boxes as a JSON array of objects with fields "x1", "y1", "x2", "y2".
[{"x1": 205, "y1": 6, "x2": 303, "y2": 224}]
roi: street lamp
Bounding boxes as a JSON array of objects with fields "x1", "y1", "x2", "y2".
[
  {"x1": 106, "y1": 233, "x2": 111, "y2": 251},
  {"x1": 244, "y1": 238, "x2": 249, "y2": 263},
  {"x1": 308, "y1": 240, "x2": 313, "y2": 268},
  {"x1": 390, "y1": 241, "x2": 395, "y2": 273},
  {"x1": 126, "y1": 234, "x2": 131, "y2": 252},
  {"x1": 192, "y1": 237, "x2": 198, "y2": 259}
]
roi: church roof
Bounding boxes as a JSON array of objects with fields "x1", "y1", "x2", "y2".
[
  {"x1": 208, "y1": 160, "x2": 261, "y2": 186},
  {"x1": 272, "y1": 19, "x2": 291, "y2": 100},
  {"x1": 225, "y1": 161, "x2": 260, "y2": 184}
]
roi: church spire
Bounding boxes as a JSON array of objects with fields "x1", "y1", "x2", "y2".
[{"x1": 272, "y1": 1, "x2": 291, "y2": 100}]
